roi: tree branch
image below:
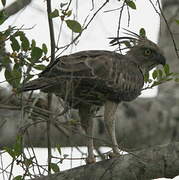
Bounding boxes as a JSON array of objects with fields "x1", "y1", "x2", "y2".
[
  {"x1": 32, "y1": 142, "x2": 179, "y2": 180},
  {"x1": 46, "y1": 0, "x2": 55, "y2": 63},
  {"x1": 1, "y1": 0, "x2": 32, "y2": 17},
  {"x1": 46, "y1": 0, "x2": 56, "y2": 174}
]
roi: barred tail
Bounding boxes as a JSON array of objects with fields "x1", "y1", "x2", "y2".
[{"x1": 19, "y1": 77, "x2": 55, "y2": 92}]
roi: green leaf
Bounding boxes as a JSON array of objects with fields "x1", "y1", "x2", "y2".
[
  {"x1": 5, "y1": 64, "x2": 21, "y2": 88},
  {"x1": 31, "y1": 47, "x2": 43, "y2": 61},
  {"x1": 158, "y1": 69, "x2": 163, "y2": 79},
  {"x1": 14, "y1": 31, "x2": 24, "y2": 37},
  {"x1": 164, "y1": 64, "x2": 170, "y2": 76},
  {"x1": 123, "y1": 41, "x2": 131, "y2": 48},
  {"x1": 51, "y1": 163, "x2": 60, "y2": 173},
  {"x1": 175, "y1": 78, "x2": 179, "y2": 82},
  {"x1": 151, "y1": 81, "x2": 162, "y2": 87},
  {"x1": 4, "y1": 27, "x2": 12, "y2": 37},
  {"x1": 11, "y1": 64, "x2": 22, "y2": 88},
  {"x1": 1, "y1": 0, "x2": 6, "y2": 6},
  {"x1": 66, "y1": 10, "x2": 72, "y2": 17},
  {"x1": 139, "y1": 28, "x2": 146, "y2": 38},
  {"x1": 34, "y1": 64, "x2": 46, "y2": 70},
  {"x1": 10, "y1": 36, "x2": 20, "y2": 52},
  {"x1": 13, "y1": 175, "x2": 23, "y2": 180},
  {"x1": 165, "y1": 78, "x2": 173, "y2": 82},
  {"x1": 125, "y1": 0, "x2": 136, "y2": 10},
  {"x1": 0, "y1": 10, "x2": 7, "y2": 25},
  {"x1": 42, "y1": 43, "x2": 48, "y2": 54},
  {"x1": 20, "y1": 34, "x2": 30, "y2": 51},
  {"x1": 175, "y1": 19, "x2": 179, "y2": 24},
  {"x1": 56, "y1": 144, "x2": 62, "y2": 155},
  {"x1": 66, "y1": 20, "x2": 82, "y2": 33},
  {"x1": 3, "y1": 147, "x2": 15, "y2": 158},
  {"x1": 5, "y1": 69, "x2": 13, "y2": 86},
  {"x1": 49, "y1": 9, "x2": 59, "y2": 18},
  {"x1": 31, "y1": 39, "x2": 36, "y2": 49},
  {"x1": 152, "y1": 70, "x2": 158, "y2": 79},
  {"x1": 13, "y1": 136, "x2": 23, "y2": 157},
  {"x1": 2, "y1": 56, "x2": 12, "y2": 67}
]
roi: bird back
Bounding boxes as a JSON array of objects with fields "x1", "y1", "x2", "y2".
[{"x1": 21, "y1": 50, "x2": 144, "y2": 108}]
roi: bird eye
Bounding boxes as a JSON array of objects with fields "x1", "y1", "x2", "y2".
[{"x1": 144, "y1": 49, "x2": 152, "y2": 56}]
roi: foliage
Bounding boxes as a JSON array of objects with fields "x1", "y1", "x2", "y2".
[
  {"x1": 49, "y1": 4, "x2": 82, "y2": 33},
  {"x1": 0, "y1": 26, "x2": 48, "y2": 89},
  {"x1": 143, "y1": 64, "x2": 178, "y2": 90},
  {"x1": 125, "y1": 0, "x2": 136, "y2": 10}
]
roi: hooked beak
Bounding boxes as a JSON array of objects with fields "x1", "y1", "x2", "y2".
[{"x1": 158, "y1": 54, "x2": 166, "y2": 66}]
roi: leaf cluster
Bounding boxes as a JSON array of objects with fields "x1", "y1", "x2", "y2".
[
  {"x1": 144, "y1": 64, "x2": 178, "y2": 90},
  {"x1": 3, "y1": 136, "x2": 23, "y2": 159},
  {"x1": 0, "y1": 25, "x2": 48, "y2": 89},
  {"x1": 49, "y1": 3, "x2": 82, "y2": 33}
]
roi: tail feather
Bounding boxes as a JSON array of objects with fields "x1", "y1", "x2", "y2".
[{"x1": 19, "y1": 77, "x2": 55, "y2": 92}]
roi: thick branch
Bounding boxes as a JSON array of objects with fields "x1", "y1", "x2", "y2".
[{"x1": 33, "y1": 142, "x2": 179, "y2": 180}]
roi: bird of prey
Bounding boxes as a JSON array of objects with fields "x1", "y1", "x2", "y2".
[{"x1": 20, "y1": 30, "x2": 166, "y2": 163}]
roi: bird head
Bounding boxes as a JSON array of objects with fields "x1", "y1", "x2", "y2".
[{"x1": 109, "y1": 30, "x2": 166, "y2": 73}]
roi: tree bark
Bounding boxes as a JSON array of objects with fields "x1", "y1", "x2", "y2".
[{"x1": 32, "y1": 142, "x2": 179, "y2": 180}]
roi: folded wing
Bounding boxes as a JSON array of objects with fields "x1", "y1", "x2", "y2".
[{"x1": 20, "y1": 50, "x2": 144, "y2": 106}]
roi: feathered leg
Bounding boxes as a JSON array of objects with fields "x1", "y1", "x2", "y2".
[
  {"x1": 104, "y1": 100, "x2": 120, "y2": 155},
  {"x1": 79, "y1": 104, "x2": 96, "y2": 163}
]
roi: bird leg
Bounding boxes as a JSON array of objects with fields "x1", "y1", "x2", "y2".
[
  {"x1": 79, "y1": 104, "x2": 96, "y2": 163},
  {"x1": 104, "y1": 100, "x2": 120, "y2": 156}
]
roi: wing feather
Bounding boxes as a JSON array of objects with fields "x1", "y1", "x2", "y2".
[
  {"x1": 22, "y1": 50, "x2": 144, "y2": 103},
  {"x1": 40, "y1": 50, "x2": 113, "y2": 76}
]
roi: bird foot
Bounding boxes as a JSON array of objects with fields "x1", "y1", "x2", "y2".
[
  {"x1": 109, "y1": 152, "x2": 120, "y2": 159},
  {"x1": 86, "y1": 157, "x2": 96, "y2": 164},
  {"x1": 106, "y1": 151, "x2": 120, "y2": 159}
]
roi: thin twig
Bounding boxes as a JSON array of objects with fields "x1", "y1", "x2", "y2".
[
  {"x1": 46, "y1": 0, "x2": 56, "y2": 174},
  {"x1": 56, "y1": 0, "x2": 110, "y2": 58},
  {"x1": 104, "y1": 7, "x2": 123, "y2": 13},
  {"x1": 8, "y1": 158, "x2": 15, "y2": 180},
  {"x1": 117, "y1": 1, "x2": 126, "y2": 38},
  {"x1": 47, "y1": 0, "x2": 55, "y2": 63},
  {"x1": 0, "y1": 153, "x2": 5, "y2": 180},
  {"x1": 26, "y1": 130, "x2": 42, "y2": 175},
  {"x1": 56, "y1": 21, "x2": 64, "y2": 47},
  {"x1": 83, "y1": 0, "x2": 109, "y2": 30},
  {"x1": 148, "y1": 0, "x2": 160, "y2": 15}
]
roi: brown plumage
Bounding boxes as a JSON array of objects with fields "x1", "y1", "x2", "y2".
[{"x1": 20, "y1": 31, "x2": 166, "y2": 163}]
